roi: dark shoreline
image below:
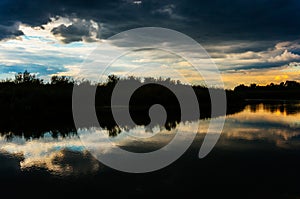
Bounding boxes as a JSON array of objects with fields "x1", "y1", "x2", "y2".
[{"x1": 2, "y1": 72, "x2": 300, "y2": 139}]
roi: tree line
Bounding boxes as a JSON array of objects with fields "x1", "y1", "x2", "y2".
[
  {"x1": 0, "y1": 70, "x2": 245, "y2": 138},
  {"x1": 234, "y1": 81, "x2": 300, "y2": 99}
]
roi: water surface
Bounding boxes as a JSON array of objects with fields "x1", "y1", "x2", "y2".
[{"x1": 1, "y1": 101, "x2": 300, "y2": 198}]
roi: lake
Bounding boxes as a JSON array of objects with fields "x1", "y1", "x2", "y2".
[{"x1": 1, "y1": 100, "x2": 300, "y2": 198}]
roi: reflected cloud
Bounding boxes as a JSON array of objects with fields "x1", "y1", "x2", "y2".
[{"x1": 0, "y1": 134, "x2": 101, "y2": 176}]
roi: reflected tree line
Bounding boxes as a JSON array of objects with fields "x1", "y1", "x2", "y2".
[
  {"x1": 246, "y1": 100, "x2": 300, "y2": 115},
  {"x1": 0, "y1": 71, "x2": 247, "y2": 139}
]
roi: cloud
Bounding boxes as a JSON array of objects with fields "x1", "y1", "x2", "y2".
[
  {"x1": 0, "y1": 133, "x2": 101, "y2": 175},
  {"x1": 0, "y1": 20, "x2": 101, "y2": 81},
  {"x1": 152, "y1": 4, "x2": 185, "y2": 20},
  {"x1": 268, "y1": 50, "x2": 300, "y2": 62},
  {"x1": 204, "y1": 41, "x2": 275, "y2": 55},
  {"x1": 211, "y1": 40, "x2": 300, "y2": 72},
  {"x1": 226, "y1": 51, "x2": 262, "y2": 60},
  {"x1": 51, "y1": 18, "x2": 101, "y2": 43},
  {"x1": 0, "y1": 23, "x2": 23, "y2": 40},
  {"x1": 1, "y1": 0, "x2": 300, "y2": 43},
  {"x1": 275, "y1": 41, "x2": 293, "y2": 50},
  {"x1": 1, "y1": 0, "x2": 300, "y2": 88}
]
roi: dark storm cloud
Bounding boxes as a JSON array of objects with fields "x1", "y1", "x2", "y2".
[
  {"x1": 51, "y1": 19, "x2": 100, "y2": 43},
  {"x1": 224, "y1": 59, "x2": 300, "y2": 71},
  {"x1": 204, "y1": 40, "x2": 277, "y2": 56},
  {"x1": 226, "y1": 62, "x2": 287, "y2": 71},
  {"x1": 0, "y1": 23, "x2": 23, "y2": 40},
  {"x1": 175, "y1": 0, "x2": 300, "y2": 41},
  {"x1": 0, "y1": 0, "x2": 300, "y2": 44}
]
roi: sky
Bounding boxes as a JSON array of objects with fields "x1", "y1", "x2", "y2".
[{"x1": 1, "y1": 0, "x2": 300, "y2": 88}]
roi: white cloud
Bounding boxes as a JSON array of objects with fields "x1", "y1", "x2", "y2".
[
  {"x1": 268, "y1": 49, "x2": 300, "y2": 62},
  {"x1": 275, "y1": 41, "x2": 293, "y2": 50}
]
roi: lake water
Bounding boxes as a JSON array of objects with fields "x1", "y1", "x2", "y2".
[{"x1": 1, "y1": 101, "x2": 300, "y2": 198}]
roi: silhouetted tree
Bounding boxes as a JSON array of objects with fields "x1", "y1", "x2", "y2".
[
  {"x1": 14, "y1": 70, "x2": 43, "y2": 84},
  {"x1": 106, "y1": 74, "x2": 119, "y2": 86},
  {"x1": 250, "y1": 84, "x2": 257, "y2": 89},
  {"x1": 51, "y1": 75, "x2": 74, "y2": 85}
]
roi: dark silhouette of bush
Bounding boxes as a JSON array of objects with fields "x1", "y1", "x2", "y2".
[
  {"x1": 51, "y1": 75, "x2": 74, "y2": 85},
  {"x1": 234, "y1": 81, "x2": 300, "y2": 99}
]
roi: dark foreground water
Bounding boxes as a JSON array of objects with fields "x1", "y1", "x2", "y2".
[{"x1": 1, "y1": 101, "x2": 300, "y2": 198}]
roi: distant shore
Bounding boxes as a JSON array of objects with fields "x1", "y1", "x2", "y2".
[{"x1": 1, "y1": 71, "x2": 300, "y2": 137}]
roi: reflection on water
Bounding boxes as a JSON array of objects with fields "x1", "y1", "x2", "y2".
[
  {"x1": 1, "y1": 100, "x2": 300, "y2": 197},
  {"x1": 0, "y1": 133, "x2": 101, "y2": 176},
  {"x1": 1, "y1": 100, "x2": 300, "y2": 174},
  {"x1": 220, "y1": 101, "x2": 300, "y2": 149}
]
